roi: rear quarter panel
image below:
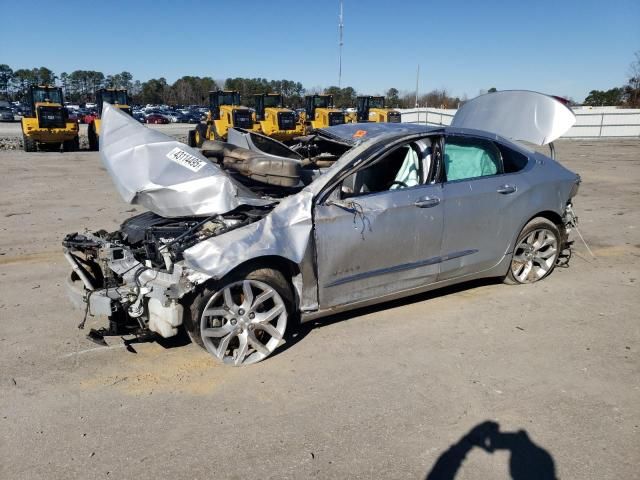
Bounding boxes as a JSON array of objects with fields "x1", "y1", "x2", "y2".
[{"x1": 504, "y1": 152, "x2": 578, "y2": 253}]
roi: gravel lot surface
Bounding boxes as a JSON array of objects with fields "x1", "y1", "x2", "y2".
[
  {"x1": 0, "y1": 137, "x2": 638, "y2": 479},
  {"x1": 0, "y1": 121, "x2": 191, "y2": 150}
]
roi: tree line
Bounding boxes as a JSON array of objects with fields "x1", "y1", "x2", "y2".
[
  {"x1": 581, "y1": 51, "x2": 640, "y2": 108},
  {"x1": 4, "y1": 55, "x2": 637, "y2": 109},
  {"x1": 0, "y1": 64, "x2": 467, "y2": 109}
]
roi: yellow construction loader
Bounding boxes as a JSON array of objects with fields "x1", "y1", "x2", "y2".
[
  {"x1": 87, "y1": 88, "x2": 131, "y2": 151},
  {"x1": 188, "y1": 90, "x2": 260, "y2": 147},
  {"x1": 301, "y1": 95, "x2": 345, "y2": 130},
  {"x1": 254, "y1": 93, "x2": 304, "y2": 142},
  {"x1": 21, "y1": 85, "x2": 79, "y2": 152},
  {"x1": 354, "y1": 96, "x2": 402, "y2": 123}
]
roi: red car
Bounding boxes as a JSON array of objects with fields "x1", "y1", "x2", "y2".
[
  {"x1": 145, "y1": 114, "x2": 170, "y2": 124},
  {"x1": 82, "y1": 113, "x2": 98, "y2": 124}
]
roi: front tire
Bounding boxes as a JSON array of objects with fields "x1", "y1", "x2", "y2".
[
  {"x1": 23, "y1": 134, "x2": 36, "y2": 152},
  {"x1": 505, "y1": 217, "x2": 561, "y2": 284},
  {"x1": 184, "y1": 267, "x2": 293, "y2": 366}
]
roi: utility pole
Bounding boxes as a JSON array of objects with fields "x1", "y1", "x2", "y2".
[
  {"x1": 338, "y1": 1, "x2": 344, "y2": 88},
  {"x1": 414, "y1": 64, "x2": 420, "y2": 108}
]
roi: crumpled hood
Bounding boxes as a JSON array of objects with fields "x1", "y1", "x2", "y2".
[{"x1": 99, "y1": 103, "x2": 271, "y2": 217}]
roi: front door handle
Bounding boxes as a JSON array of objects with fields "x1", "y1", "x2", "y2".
[
  {"x1": 414, "y1": 196, "x2": 440, "y2": 208},
  {"x1": 497, "y1": 184, "x2": 517, "y2": 194}
]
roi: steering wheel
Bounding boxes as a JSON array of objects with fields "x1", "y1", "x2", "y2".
[{"x1": 388, "y1": 180, "x2": 409, "y2": 189}]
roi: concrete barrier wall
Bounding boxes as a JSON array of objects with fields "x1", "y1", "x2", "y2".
[{"x1": 397, "y1": 107, "x2": 640, "y2": 138}]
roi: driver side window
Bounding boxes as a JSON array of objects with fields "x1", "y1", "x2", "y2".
[{"x1": 342, "y1": 139, "x2": 433, "y2": 197}]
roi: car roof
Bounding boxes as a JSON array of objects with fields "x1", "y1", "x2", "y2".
[
  {"x1": 321, "y1": 122, "x2": 436, "y2": 142},
  {"x1": 321, "y1": 122, "x2": 534, "y2": 154}
]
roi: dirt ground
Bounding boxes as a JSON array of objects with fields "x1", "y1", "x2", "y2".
[
  {"x1": 0, "y1": 121, "x2": 189, "y2": 150},
  {"x1": 0, "y1": 134, "x2": 638, "y2": 479}
]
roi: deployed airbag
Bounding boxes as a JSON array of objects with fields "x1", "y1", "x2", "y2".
[{"x1": 444, "y1": 143, "x2": 499, "y2": 181}]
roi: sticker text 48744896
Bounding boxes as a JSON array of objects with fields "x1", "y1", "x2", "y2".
[{"x1": 166, "y1": 147, "x2": 207, "y2": 172}]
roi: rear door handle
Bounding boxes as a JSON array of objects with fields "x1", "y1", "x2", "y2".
[
  {"x1": 414, "y1": 196, "x2": 440, "y2": 208},
  {"x1": 497, "y1": 184, "x2": 517, "y2": 194}
]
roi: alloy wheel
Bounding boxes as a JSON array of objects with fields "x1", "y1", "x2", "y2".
[
  {"x1": 200, "y1": 279, "x2": 287, "y2": 365},
  {"x1": 511, "y1": 228, "x2": 559, "y2": 283}
]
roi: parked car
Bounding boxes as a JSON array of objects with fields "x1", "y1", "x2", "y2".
[
  {"x1": 63, "y1": 92, "x2": 580, "y2": 366},
  {"x1": 165, "y1": 111, "x2": 189, "y2": 123},
  {"x1": 81, "y1": 112, "x2": 98, "y2": 125},
  {"x1": 145, "y1": 113, "x2": 170, "y2": 124},
  {"x1": 132, "y1": 111, "x2": 146, "y2": 123},
  {"x1": 65, "y1": 107, "x2": 80, "y2": 124},
  {"x1": 184, "y1": 112, "x2": 202, "y2": 123},
  {"x1": 0, "y1": 106, "x2": 14, "y2": 122}
]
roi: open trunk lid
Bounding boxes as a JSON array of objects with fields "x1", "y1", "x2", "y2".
[
  {"x1": 99, "y1": 103, "x2": 271, "y2": 218},
  {"x1": 451, "y1": 90, "x2": 576, "y2": 146}
]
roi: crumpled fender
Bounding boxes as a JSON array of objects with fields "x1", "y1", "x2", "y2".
[{"x1": 183, "y1": 189, "x2": 314, "y2": 279}]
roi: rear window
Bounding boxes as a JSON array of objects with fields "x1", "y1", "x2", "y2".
[{"x1": 497, "y1": 144, "x2": 529, "y2": 173}]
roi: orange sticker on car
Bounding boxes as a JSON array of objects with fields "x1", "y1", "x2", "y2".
[{"x1": 353, "y1": 130, "x2": 367, "y2": 138}]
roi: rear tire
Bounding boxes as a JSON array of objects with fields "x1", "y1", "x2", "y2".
[
  {"x1": 63, "y1": 136, "x2": 80, "y2": 152},
  {"x1": 195, "y1": 123, "x2": 208, "y2": 147},
  {"x1": 88, "y1": 124, "x2": 99, "y2": 151},
  {"x1": 187, "y1": 129, "x2": 197, "y2": 148},
  {"x1": 505, "y1": 217, "x2": 561, "y2": 285},
  {"x1": 184, "y1": 266, "x2": 294, "y2": 365},
  {"x1": 23, "y1": 134, "x2": 36, "y2": 152}
]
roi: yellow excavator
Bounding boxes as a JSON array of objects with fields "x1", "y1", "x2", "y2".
[
  {"x1": 21, "y1": 85, "x2": 79, "y2": 152},
  {"x1": 254, "y1": 93, "x2": 304, "y2": 142},
  {"x1": 354, "y1": 96, "x2": 402, "y2": 123},
  {"x1": 188, "y1": 90, "x2": 260, "y2": 147},
  {"x1": 301, "y1": 95, "x2": 345, "y2": 130},
  {"x1": 87, "y1": 88, "x2": 131, "y2": 151}
]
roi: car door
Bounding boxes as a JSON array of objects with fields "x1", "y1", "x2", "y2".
[
  {"x1": 313, "y1": 140, "x2": 444, "y2": 309},
  {"x1": 438, "y1": 135, "x2": 522, "y2": 280}
]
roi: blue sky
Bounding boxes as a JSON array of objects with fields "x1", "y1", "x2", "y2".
[{"x1": 1, "y1": 0, "x2": 638, "y2": 101}]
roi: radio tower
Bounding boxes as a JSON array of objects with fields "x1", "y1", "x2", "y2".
[{"x1": 338, "y1": 1, "x2": 344, "y2": 88}]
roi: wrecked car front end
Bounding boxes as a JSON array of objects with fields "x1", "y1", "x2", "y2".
[
  {"x1": 62, "y1": 104, "x2": 287, "y2": 342},
  {"x1": 63, "y1": 207, "x2": 272, "y2": 339},
  {"x1": 61, "y1": 104, "x2": 349, "y2": 347}
]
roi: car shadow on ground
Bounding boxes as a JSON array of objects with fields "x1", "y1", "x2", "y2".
[
  {"x1": 276, "y1": 276, "x2": 502, "y2": 357},
  {"x1": 425, "y1": 421, "x2": 557, "y2": 480},
  {"x1": 151, "y1": 277, "x2": 501, "y2": 356}
]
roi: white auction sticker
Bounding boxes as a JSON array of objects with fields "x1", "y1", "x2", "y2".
[{"x1": 166, "y1": 147, "x2": 207, "y2": 172}]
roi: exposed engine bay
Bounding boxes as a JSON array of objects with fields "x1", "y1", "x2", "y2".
[
  {"x1": 62, "y1": 206, "x2": 273, "y2": 339},
  {"x1": 200, "y1": 128, "x2": 352, "y2": 195},
  {"x1": 62, "y1": 125, "x2": 353, "y2": 343}
]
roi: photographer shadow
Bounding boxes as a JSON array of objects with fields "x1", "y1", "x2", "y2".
[{"x1": 425, "y1": 421, "x2": 557, "y2": 480}]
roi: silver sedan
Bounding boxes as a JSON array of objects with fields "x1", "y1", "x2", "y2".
[{"x1": 63, "y1": 91, "x2": 580, "y2": 365}]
